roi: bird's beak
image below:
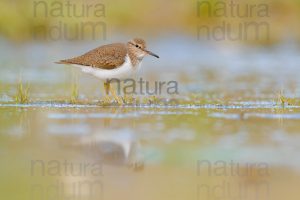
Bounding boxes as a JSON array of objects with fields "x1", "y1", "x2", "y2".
[{"x1": 144, "y1": 49, "x2": 159, "y2": 58}]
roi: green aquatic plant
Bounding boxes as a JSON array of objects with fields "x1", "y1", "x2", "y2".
[
  {"x1": 278, "y1": 93, "x2": 286, "y2": 107},
  {"x1": 70, "y1": 83, "x2": 79, "y2": 104},
  {"x1": 69, "y1": 68, "x2": 80, "y2": 104},
  {"x1": 14, "y1": 81, "x2": 30, "y2": 104},
  {"x1": 147, "y1": 96, "x2": 160, "y2": 105},
  {"x1": 276, "y1": 91, "x2": 296, "y2": 107}
]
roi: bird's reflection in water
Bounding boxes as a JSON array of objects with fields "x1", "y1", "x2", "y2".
[
  {"x1": 77, "y1": 129, "x2": 145, "y2": 172},
  {"x1": 51, "y1": 107, "x2": 145, "y2": 172}
]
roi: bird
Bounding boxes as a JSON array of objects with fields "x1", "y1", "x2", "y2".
[{"x1": 56, "y1": 38, "x2": 159, "y2": 104}]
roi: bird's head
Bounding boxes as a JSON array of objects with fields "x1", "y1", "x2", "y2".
[{"x1": 128, "y1": 38, "x2": 159, "y2": 59}]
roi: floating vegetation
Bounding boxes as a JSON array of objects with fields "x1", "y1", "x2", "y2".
[
  {"x1": 122, "y1": 95, "x2": 135, "y2": 105},
  {"x1": 0, "y1": 99, "x2": 296, "y2": 109}
]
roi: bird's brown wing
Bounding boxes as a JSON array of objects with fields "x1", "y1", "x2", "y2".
[{"x1": 57, "y1": 43, "x2": 128, "y2": 70}]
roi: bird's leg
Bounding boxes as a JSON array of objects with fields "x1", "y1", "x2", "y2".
[
  {"x1": 127, "y1": 141, "x2": 144, "y2": 171},
  {"x1": 104, "y1": 81, "x2": 110, "y2": 95},
  {"x1": 123, "y1": 93, "x2": 134, "y2": 104},
  {"x1": 109, "y1": 83, "x2": 123, "y2": 105},
  {"x1": 102, "y1": 81, "x2": 111, "y2": 103}
]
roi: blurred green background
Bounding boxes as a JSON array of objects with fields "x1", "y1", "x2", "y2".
[
  {"x1": 0, "y1": 0, "x2": 300, "y2": 44},
  {"x1": 1, "y1": 1, "x2": 300, "y2": 200}
]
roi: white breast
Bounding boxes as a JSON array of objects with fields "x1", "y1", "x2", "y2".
[{"x1": 72, "y1": 54, "x2": 141, "y2": 80}]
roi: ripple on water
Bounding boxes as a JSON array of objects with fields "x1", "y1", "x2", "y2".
[
  {"x1": 47, "y1": 124, "x2": 91, "y2": 135},
  {"x1": 0, "y1": 102, "x2": 99, "y2": 108},
  {"x1": 209, "y1": 113, "x2": 242, "y2": 120},
  {"x1": 209, "y1": 112, "x2": 300, "y2": 120},
  {"x1": 198, "y1": 131, "x2": 300, "y2": 171},
  {"x1": 48, "y1": 109, "x2": 198, "y2": 120},
  {"x1": 245, "y1": 113, "x2": 300, "y2": 120},
  {"x1": 230, "y1": 100, "x2": 276, "y2": 106},
  {"x1": 48, "y1": 112, "x2": 140, "y2": 119}
]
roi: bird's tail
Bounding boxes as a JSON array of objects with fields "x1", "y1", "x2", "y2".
[{"x1": 55, "y1": 60, "x2": 67, "y2": 64}]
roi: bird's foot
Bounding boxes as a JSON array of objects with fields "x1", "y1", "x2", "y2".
[
  {"x1": 122, "y1": 94, "x2": 135, "y2": 104},
  {"x1": 112, "y1": 95, "x2": 123, "y2": 105},
  {"x1": 101, "y1": 95, "x2": 112, "y2": 105},
  {"x1": 127, "y1": 160, "x2": 144, "y2": 172}
]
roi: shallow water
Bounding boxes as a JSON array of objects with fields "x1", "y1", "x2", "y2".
[{"x1": 1, "y1": 39, "x2": 300, "y2": 200}]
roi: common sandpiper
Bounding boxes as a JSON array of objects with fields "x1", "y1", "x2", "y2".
[{"x1": 56, "y1": 38, "x2": 159, "y2": 104}]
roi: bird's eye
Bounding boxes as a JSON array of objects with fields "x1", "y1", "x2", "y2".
[{"x1": 136, "y1": 45, "x2": 138, "y2": 47}]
